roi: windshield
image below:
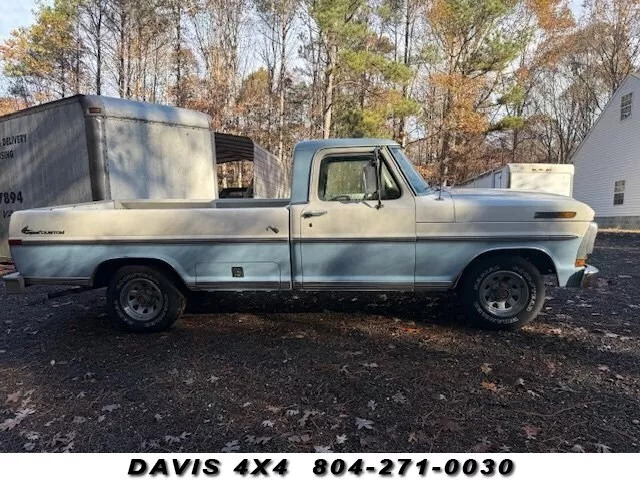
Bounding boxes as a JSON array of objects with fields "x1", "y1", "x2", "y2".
[{"x1": 389, "y1": 146, "x2": 431, "y2": 195}]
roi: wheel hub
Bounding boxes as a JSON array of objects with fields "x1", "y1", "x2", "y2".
[
  {"x1": 479, "y1": 270, "x2": 530, "y2": 318},
  {"x1": 120, "y1": 278, "x2": 164, "y2": 322}
]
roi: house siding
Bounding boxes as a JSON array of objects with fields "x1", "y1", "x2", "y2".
[{"x1": 573, "y1": 75, "x2": 640, "y2": 223}]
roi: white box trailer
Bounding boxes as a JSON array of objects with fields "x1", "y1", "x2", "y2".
[
  {"x1": 459, "y1": 163, "x2": 575, "y2": 197},
  {"x1": 0, "y1": 95, "x2": 288, "y2": 260}
]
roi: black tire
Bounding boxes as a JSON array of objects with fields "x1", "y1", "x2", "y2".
[
  {"x1": 106, "y1": 265, "x2": 185, "y2": 332},
  {"x1": 460, "y1": 255, "x2": 545, "y2": 330}
]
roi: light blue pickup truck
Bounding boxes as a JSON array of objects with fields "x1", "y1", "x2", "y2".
[{"x1": 4, "y1": 139, "x2": 598, "y2": 332}]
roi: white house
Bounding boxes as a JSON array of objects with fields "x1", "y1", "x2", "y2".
[{"x1": 573, "y1": 72, "x2": 640, "y2": 229}]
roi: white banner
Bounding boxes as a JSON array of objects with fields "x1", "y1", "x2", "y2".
[{"x1": 0, "y1": 453, "x2": 635, "y2": 480}]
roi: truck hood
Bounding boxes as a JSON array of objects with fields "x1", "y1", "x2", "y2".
[{"x1": 447, "y1": 188, "x2": 595, "y2": 223}]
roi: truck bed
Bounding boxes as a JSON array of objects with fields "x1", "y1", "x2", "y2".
[
  {"x1": 31, "y1": 198, "x2": 291, "y2": 211},
  {"x1": 8, "y1": 199, "x2": 292, "y2": 290}
]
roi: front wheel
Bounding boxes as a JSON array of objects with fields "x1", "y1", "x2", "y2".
[
  {"x1": 106, "y1": 265, "x2": 186, "y2": 332},
  {"x1": 460, "y1": 255, "x2": 545, "y2": 330}
]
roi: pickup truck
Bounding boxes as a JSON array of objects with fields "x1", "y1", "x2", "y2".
[{"x1": 3, "y1": 138, "x2": 598, "y2": 332}]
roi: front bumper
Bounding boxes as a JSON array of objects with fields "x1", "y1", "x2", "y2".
[
  {"x1": 3, "y1": 272, "x2": 25, "y2": 294},
  {"x1": 581, "y1": 265, "x2": 600, "y2": 288},
  {"x1": 566, "y1": 264, "x2": 599, "y2": 288}
]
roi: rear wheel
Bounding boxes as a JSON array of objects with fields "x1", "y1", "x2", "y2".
[
  {"x1": 106, "y1": 265, "x2": 185, "y2": 332},
  {"x1": 460, "y1": 255, "x2": 545, "y2": 330}
]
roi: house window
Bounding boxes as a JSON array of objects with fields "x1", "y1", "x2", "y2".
[
  {"x1": 621, "y1": 93, "x2": 633, "y2": 120},
  {"x1": 614, "y1": 180, "x2": 625, "y2": 205}
]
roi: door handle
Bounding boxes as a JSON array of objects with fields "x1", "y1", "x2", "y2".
[{"x1": 302, "y1": 210, "x2": 328, "y2": 218}]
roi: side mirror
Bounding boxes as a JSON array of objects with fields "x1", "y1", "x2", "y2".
[{"x1": 362, "y1": 161, "x2": 378, "y2": 198}]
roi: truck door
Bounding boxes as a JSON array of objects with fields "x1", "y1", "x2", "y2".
[{"x1": 297, "y1": 148, "x2": 416, "y2": 290}]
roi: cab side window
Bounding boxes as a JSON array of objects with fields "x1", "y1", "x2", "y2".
[{"x1": 318, "y1": 155, "x2": 401, "y2": 201}]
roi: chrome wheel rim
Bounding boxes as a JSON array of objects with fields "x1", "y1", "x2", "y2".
[
  {"x1": 478, "y1": 270, "x2": 529, "y2": 318},
  {"x1": 120, "y1": 278, "x2": 163, "y2": 322}
]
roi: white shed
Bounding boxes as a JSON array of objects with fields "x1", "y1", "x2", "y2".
[
  {"x1": 572, "y1": 73, "x2": 640, "y2": 228},
  {"x1": 459, "y1": 163, "x2": 574, "y2": 196}
]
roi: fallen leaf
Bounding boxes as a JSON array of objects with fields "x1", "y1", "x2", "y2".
[
  {"x1": 480, "y1": 363, "x2": 492, "y2": 375},
  {"x1": 101, "y1": 404, "x2": 120, "y2": 413},
  {"x1": 482, "y1": 381, "x2": 498, "y2": 393},
  {"x1": 221, "y1": 440, "x2": 240, "y2": 452},
  {"x1": 571, "y1": 444, "x2": 585, "y2": 453},
  {"x1": 470, "y1": 439, "x2": 491, "y2": 453},
  {"x1": 5, "y1": 392, "x2": 20, "y2": 404},
  {"x1": 314, "y1": 445, "x2": 332, "y2": 453},
  {"x1": 440, "y1": 418, "x2": 462, "y2": 432},
  {"x1": 207, "y1": 376, "x2": 220, "y2": 383},
  {"x1": 408, "y1": 432, "x2": 418, "y2": 443},
  {"x1": 336, "y1": 434, "x2": 347, "y2": 445},
  {"x1": 287, "y1": 434, "x2": 312, "y2": 443},
  {"x1": 392, "y1": 392, "x2": 407, "y2": 404},
  {"x1": 183, "y1": 378, "x2": 195, "y2": 386},
  {"x1": 361, "y1": 362, "x2": 379, "y2": 368},
  {"x1": 0, "y1": 408, "x2": 35, "y2": 432},
  {"x1": 367, "y1": 400, "x2": 377, "y2": 411},
  {"x1": 595, "y1": 443, "x2": 612, "y2": 453},
  {"x1": 355, "y1": 417, "x2": 374, "y2": 430},
  {"x1": 523, "y1": 425, "x2": 539, "y2": 439},
  {"x1": 261, "y1": 420, "x2": 274, "y2": 428},
  {"x1": 72, "y1": 416, "x2": 86, "y2": 424},
  {"x1": 359, "y1": 435, "x2": 378, "y2": 448}
]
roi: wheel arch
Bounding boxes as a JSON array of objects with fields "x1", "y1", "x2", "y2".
[
  {"x1": 454, "y1": 247, "x2": 558, "y2": 289},
  {"x1": 92, "y1": 257, "x2": 188, "y2": 292}
]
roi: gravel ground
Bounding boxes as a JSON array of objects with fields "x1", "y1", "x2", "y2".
[{"x1": 0, "y1": 232, "x2": 638, "y2": 453}]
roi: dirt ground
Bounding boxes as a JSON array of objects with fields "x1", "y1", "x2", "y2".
[{"x1": 0, "y1": 232, "x2": 638, "y2": 453}]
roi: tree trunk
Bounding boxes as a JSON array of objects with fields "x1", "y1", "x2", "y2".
[
  {"x1": 174, "y1": 4, "x2": 183, "y2": 106},
  {"x1": 96, "y1": 19, "x2": 102, "y2": 95},
  {"x1": 323, "y1": 42, "x2": 337, "y2": 139},
  {"x1": 398, "y1": 0, "x2": 411, "y2": 147},
  {"x1": 118, "y1": 6, "x2": 127, "y2": 98},
  {"x1": 277, "y1": 17, "x2": 287, "y2": 160}
]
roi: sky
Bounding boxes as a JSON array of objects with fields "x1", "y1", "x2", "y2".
[
  {"x1": 0, "y1": 0, "x2": 586, "y2": 42},
  {"x1": 0, "y1": 1, "x2": 36, "y2": 42}
]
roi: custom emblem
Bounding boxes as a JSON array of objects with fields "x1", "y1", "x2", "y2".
[{"x1": 21, "y1": 225, "x2": 65, "y2": 235}]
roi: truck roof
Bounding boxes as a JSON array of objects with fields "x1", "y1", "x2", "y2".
[{"x1": 294, "y1": 138, "x2": 399, "y2": 151}]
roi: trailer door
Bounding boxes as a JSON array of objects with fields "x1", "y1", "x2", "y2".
[{"x1": 493, "y1": 171, "x2": 502, "y2": 188}]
